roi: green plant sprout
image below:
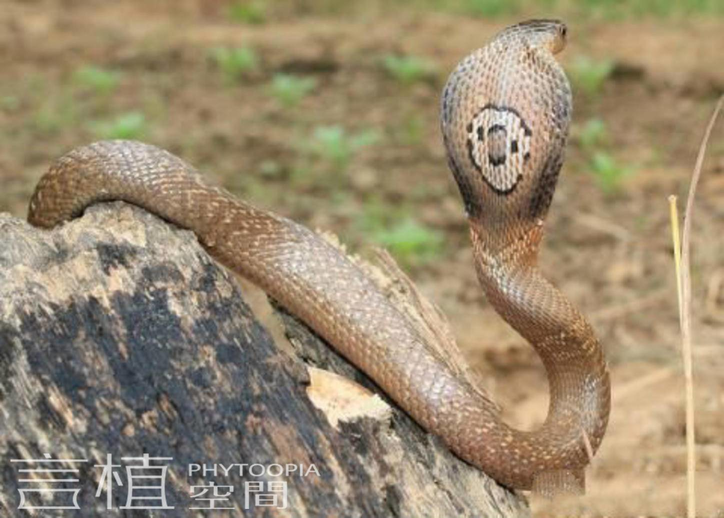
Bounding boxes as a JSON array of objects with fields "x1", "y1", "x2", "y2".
[
  {"x1": 228, "y1": 1, "x2": 266, "y2": 24},
  {"x1": 568, "y1": 56, "x2": 615, "y2": 96},
  {"x1": 90, "y1": 112, "x2": 147, "y2": 140},
  {"x1": 269, "y1": 74, "x2": 317, "y2": 108},
  {"x1": 372, "y1": 218, "x2": 444, "y2": 266},
  {"x1": 397, "y1": 114, "x2": 425, "y2": 145},
  {"x1": 33, "y1": 97, "x2": 77, "y2": 135},
  {"x1": 463, "y1": 0, "x2": 520, "y2": 17},
  {"x1": 73, "y1": 66, "x2": 122, "y2": 96},
  {"x1": 1, "y1": 95, "x2": 20, "y2": 112},
  {"x1": 356, "y1": 199, "x2": 444, "y2": 266},
  {"x1": 210, "y1": 46, "x2": 259, "y2": 83},
  {"x1": 589, "y1": 151, "x2": 634, "y2": 194},
  {"x1": 576, "y1": 118, "x2": 608, "y2": 152},
  {"x1": 308, "y1": 126, "x2": 380, "y2": 171},
  {"x1": 382, "y1": 55, "x2": 437, "y2": 85}
]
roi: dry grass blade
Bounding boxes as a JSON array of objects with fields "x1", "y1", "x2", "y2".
[{"x1": 671, "y1": 94, "x2": 724, "y2": 518}]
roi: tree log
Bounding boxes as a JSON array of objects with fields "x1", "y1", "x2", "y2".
[{"x1": 0, "y1": 203, "x2": 529, "y2": 517}]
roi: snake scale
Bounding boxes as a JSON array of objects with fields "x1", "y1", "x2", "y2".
[{"x1": 28, "y1": 20, "x2": 610, "y2": 494}]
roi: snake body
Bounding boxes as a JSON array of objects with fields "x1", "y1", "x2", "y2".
[{"x1": 28, "y1": 20, "x2": 610, "y2": 492}]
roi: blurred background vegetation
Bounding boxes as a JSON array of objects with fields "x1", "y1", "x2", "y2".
[
  {"x1": 1, "y1": 1, "x2": 723, "y2": 515},
  {"x1": 238, "y1": 0, "x2": 724, "y2": 19}
]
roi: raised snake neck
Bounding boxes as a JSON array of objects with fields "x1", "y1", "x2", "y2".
[{"x1": 28, "y1": 20, "x2": 610, "y2": 493}]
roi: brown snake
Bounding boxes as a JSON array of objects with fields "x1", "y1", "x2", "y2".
[{"x1": 28, "y1": 20, "x2": 610, "y2": 493}]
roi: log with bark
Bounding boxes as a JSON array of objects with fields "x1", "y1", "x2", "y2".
[{"x1": 0, "y1": 202, "x2": 529, "y2": 517}]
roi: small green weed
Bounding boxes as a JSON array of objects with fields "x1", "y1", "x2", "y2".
[
  {"x1": 589, "y1": 151, "x2": 634, "y2": 194},
  {"x1": 568, "y1": 56, "x2": 615, "y2": 97},
  {"x1": 1, "y1": 95, "x2": 20, "y2": 112},
  {"x1": 382, "y1": 55, "x2": 437, "y2": 85},
  {"x1": 228, "y1": 1, "x2": 266, "y2": 24},
  {"x1": 372, "y1": 218, "x2": 444, "y2": 266},
  {"x1": 259, "y1": 159, "x2": 284, "y2": 178},
  {"x1": 269, "y1": 74, "x2": 317, "y2": 108},
  {"x1": 210, "y1": 46, "x2": 258, "y2": 83},
  {"x1": 577, "y1": 0, "x2": 724, "y2": 18},
  {"x1": 397, "y1": 114, "x2": 425, "y2": 145},
  {"x1": 356, "y1": 199, "x2": 444, "y2": 266},
  {"x1": 73, "y1": 65, "x2": 121, "y2": 96},
  {"x1": 576, "y1": 118, "x2": 608, "y2": 152},
  {"x1": 573, "y1": 118, "x2": 635, "y2": 194},
  {"x1": 33, "y1": 98, "x2": 76, "y2": 134},
  {"x1": 463, "y1": 0, "x2": 520, "y2": 17},
  {"x1": 308, "y1": 125, "x2": 380, "y2": 171},
  {"x1": 90, "y1": 112, "x2": 147, "y2": 140}
]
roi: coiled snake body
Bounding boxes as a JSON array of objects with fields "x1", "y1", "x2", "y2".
[{"x1": 28, "y1": 20, "x2": 610, "y2": 493}]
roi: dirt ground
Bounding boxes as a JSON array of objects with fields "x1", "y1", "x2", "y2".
[{"x1": 1, "y1": 1, "x2": 723, "y2": 516}]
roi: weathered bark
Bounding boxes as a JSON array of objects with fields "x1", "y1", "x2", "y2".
[{"x1": 0, "y1": 203, "x2": 529, "y2": 517}]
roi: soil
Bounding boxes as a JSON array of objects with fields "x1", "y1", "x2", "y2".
[{"x1": 1, "y1": 1, "x2": 723, "y2": 516}]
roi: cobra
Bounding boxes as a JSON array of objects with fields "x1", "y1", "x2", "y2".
[{"x1": 28, "y1": 19, "x2": 610, "y2": 494}]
